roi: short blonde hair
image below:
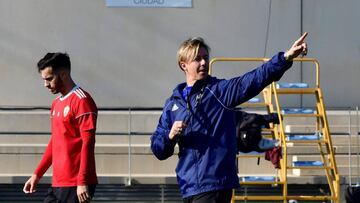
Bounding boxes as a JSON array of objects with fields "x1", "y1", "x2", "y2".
[{"x1": 177, "y1": 37, "x2": 210, "y2": 70}]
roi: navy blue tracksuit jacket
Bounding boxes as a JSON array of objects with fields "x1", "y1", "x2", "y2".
[{"x1": 151, "y1": 52, "x2": 292, "y2": 198}]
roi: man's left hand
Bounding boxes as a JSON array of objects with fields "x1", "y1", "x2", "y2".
[
  {"x1": 284, "y1": 32, "x2": 308, "y2": 61},
  {"x1": 77, "y1": 185, "x2": 91, "y2": 203}
]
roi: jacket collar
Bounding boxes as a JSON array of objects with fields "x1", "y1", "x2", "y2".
[{"x1": 171, "y1": 76, "x2": 215, "y2": 99}]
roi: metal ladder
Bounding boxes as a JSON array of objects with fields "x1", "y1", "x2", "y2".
[
  {"x1": 271, "y1": 58, "x2": 339, "y2": 202},
  {"x1": 209, "y1": 57, "x2": 340, "y2": 202}
]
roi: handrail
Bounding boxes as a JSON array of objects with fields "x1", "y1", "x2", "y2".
[
  {"x1": 209, "y1": 57, "x2": 269, "y2": 75},
  {"x1": 0, "y1": 107, "x2": 161, "y2": 136}
]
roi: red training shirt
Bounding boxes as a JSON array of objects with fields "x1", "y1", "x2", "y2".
[{"x1": 34, "y1": 86, "x2": 98, "y2": 187}]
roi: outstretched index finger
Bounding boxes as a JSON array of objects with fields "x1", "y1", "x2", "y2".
[{"x1": 295, "y1": 32, "x2": 308, "y2": 45}]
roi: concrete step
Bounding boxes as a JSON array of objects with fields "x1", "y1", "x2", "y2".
[
  {"x1": 0, "y1": 183, "x2": 183, "y2": 201},
  {"x1": 0, "y1": 133, "x2": 358, "y2": 176},
  {"x1": 0, "y1": 154, "x2": 178, "y2": 178},
  {"x1": 0, "y1": 109, "x2": 358, "y2": 186},
  {"x1": 0, "y1": 133, "x2": 356, "y2": 146},
  {"x1": 0, "y1": 134, "x2": 152, "y2": 145},
  {"x1": 0, "y1": 143, "x2": 178, "y2": 176},
  {"x1": 0, "y1": 110, "x2": 358, "y2": 134},
  {"x1": 286, "y1": 145, "x2": 358, "y2": 155},
  {"x1": 0, "y1": 142, "x2": 356, "y2": 180},
  {"x1": 0, "y1": 110, "x2": 161, "y2": 134},
  {"x1": 0, "y1": 183, "x2": 341, "y2": 202}
]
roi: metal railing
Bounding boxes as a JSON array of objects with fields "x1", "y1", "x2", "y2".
[
  {"x1": 0, "y1": 106, "x2": 359, "y2": 187},
  {"x1": 0, "y1": 106, "x2": 164, "y2": 185}
]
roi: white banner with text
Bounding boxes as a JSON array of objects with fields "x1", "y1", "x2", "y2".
[{"x1": 106, "y1": 0, "x2": 192, "y2": 8}]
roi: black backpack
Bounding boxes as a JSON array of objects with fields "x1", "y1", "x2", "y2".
[
  {"x1": 346, "y1": 186, "x2": 360, "y2": 203},
  {"x1": 236, "y1": 111, "x2": 279, "y2": 153}
]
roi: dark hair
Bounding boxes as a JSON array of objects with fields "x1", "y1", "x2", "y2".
[{"x1": 37, "y1": 52, "x2": 71, "y2": 73}]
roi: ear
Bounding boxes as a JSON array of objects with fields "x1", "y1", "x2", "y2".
[
  {"x1": 58, "y1": 69, "x2": 69, "y2": 80},
  {"x1": 180, "y1": 62, "x2": 187, "y2": 72}
]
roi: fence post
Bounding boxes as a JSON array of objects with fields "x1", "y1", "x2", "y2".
[{"x1": 127, "y1": 107, "x2": 132, "y2": 186}]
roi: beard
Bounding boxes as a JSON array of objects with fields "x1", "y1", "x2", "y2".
[{"x1": 50, "y1": 77, "x2": 65, "y2": 95}]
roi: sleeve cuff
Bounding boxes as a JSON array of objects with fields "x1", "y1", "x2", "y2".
[
  {"x1": 280, "y1": 51, "x2": 287, "y2": 61},
  {"x1": 279, "y1": 52, "x2": 293, "y2": 66}
]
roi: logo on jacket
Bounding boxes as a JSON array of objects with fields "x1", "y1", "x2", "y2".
[
  {"x1": 63, "y1": 106, "x2": 70, "y2": 117},
  {"x1": 171, "y1": 104, "x2": 179, "y2": 111}
]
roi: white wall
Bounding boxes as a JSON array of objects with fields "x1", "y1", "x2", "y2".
[{"x1": 0, "y1": 0, "x2": 358, "y2": 108}]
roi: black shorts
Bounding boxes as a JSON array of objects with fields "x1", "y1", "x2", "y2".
[
  {"x1": 183, "y1": 189, "x2": 232, "y2": 203},
  {"x1": 44, "y1": 185, "x2": 96, "y2": 203}
]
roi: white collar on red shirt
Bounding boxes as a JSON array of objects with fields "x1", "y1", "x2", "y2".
[{"x1": 59, "y1": 85, "x2": 79, "y2": 101}]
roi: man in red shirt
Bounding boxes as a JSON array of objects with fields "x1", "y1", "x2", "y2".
[{"x1": 23, "y1": 53, "x2": 98, "y2": 203}]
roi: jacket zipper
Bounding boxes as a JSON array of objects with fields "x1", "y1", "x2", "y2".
[{"x1": 187, "y1": 95, "x2": 200, "y2": 188}]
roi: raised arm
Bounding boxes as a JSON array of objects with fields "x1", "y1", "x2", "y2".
[{"x1": 212, "y1": 33, "x2": 309, "y2": 108}]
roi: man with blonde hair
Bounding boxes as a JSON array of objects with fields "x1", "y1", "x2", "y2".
[{"x1": 151, "y1": 34, "x2": 308, "y2": 203}]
